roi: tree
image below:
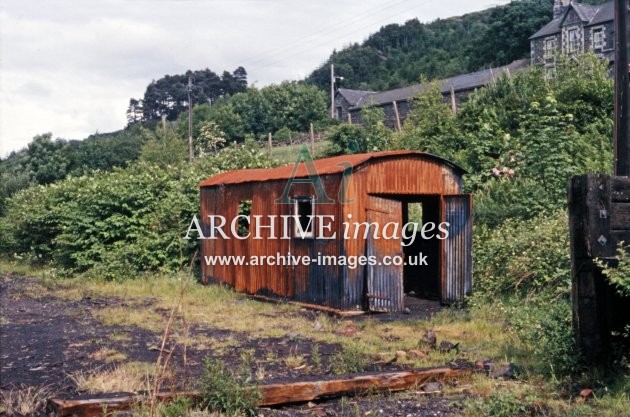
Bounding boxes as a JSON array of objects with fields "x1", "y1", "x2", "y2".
[
  {"x1": 393, "y1": 80, "x2": 459, "y2": 159},
  {"x1": 178, "y1": 81, "x2": 328, "y2": 142},
  {"x1": 134, "y1": 67, "x2": 248, "y2": 122},
  {"x1": 196, "y1": 121, "x2": 227, "y2": 155},
  {"x1": 25, "y1": 133, "x2": 69, "y2": 184},
  {"x1": 327, "y1": 106, "x2": 391, "y2": 154},
  {"x1": 126, "y1": 98, "x2": 144, "y2": 125},
  {"x1": 139, "y1": 125, "x2": 187, "y2": 167}
]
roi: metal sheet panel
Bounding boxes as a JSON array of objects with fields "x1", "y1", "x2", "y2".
[
  {"x1": 441, "y1": 195, "x2": 473, "y2": 304},
  {"x1": 366, "y1": 196, "x2": 404, "y2": 312},
  {"x1": 200, "y1": 151, "x2": 465, "y2": 187}
]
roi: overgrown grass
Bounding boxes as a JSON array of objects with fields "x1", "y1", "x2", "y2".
[
  {"x1": 0, "y1": 385, "x2": 56, "y2": 416},
  {"x1": 2, "y1": 261, "x2": 629, "y2": 416},
  {"x1": 69, "y1": 362, "x2": 155, "y2": 393}
]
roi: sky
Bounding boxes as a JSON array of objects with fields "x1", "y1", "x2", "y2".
[{"x1": 0, "y1": 0, "x2": 510, "y2": 157}]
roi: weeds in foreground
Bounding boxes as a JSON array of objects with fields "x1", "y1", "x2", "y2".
[
  {"x1": 198, "y1": 357, "x2": 261, "y2": 417},
  {"x1": 330, "y1": 344, "x2": 369, "y2": 374},
  {"x1": 463, "y1": 390, "x2": 529, "y2": 417},
  {"x1": 0, "y1": 385, "x2": 56, "y2": 416},
  {"x1": 69, "y1": 362, "x2": 154, "y2": 393}
]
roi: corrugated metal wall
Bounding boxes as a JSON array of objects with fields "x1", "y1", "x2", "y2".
[
  {"x1": 441, "y1": 195, "x2": 473, "y2": 304},
  {"x1": 200, "y1": 176, "x2": 346, "y2": 309},
  {"x1": 365, "y1": 196, "x2": 404, "y2": 312},
  {"x1": 200, "y1": 153, "x2": 470, "y2": 311}
]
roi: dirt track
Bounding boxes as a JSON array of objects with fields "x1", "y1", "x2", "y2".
[{"x1": 0, "y1": 273, "x2": 462, "y2": 416}]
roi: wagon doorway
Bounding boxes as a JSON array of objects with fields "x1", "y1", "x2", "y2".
[{"x1": 402, "y1": 196, "x2": 442, "y2": 300}]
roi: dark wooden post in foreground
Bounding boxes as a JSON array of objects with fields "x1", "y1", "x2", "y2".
[{"x1": 569, "y1": 175, "x2": 630, "y2": 361}]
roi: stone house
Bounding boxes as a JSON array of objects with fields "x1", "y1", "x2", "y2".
[
  {"x1": 530, "y1": 0, "x2": 614, "y2": 71},
  {"x1": 333, "y1": 0, "x2": 614, "y2": 128}
]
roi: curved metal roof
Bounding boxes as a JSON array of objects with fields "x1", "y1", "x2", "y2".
[{"x1": 199, "y1": 150, "x2": 466, "y2": 187}]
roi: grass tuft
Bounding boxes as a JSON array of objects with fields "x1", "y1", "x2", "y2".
[
  {"x1": 0, "y1": 384, "x2": 56, "y2": 416},
  {"x1": 69, "y1": 362, "x2": 154, "y2": 394}
]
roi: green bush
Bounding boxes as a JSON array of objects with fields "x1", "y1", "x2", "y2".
[
  {"x1": 198, "y1": 357, "x2": 261, "y2": 417},
  {"x1": 505, "y1": 297, "x2": 579, "y2": 377},
  {"x1": 473, "y1": 210, "x2": 571, "y2": 299},
  {"x1": 0, "y1": 143, "x2": 272, "y2": 279},
  {"x1": 599, "y1": 244, "x2": 630, "y2": 297}
]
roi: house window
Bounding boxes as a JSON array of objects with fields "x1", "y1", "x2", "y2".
[
  {"x1": 568, "y1": 28, "x2": 580, "y2": 53},
  {"x1": 293, "y1": 196, "x2": 315, "y2": 238},
  {"x1": 593, "y1": 28, "x2": 605, "y2": 50},
  {"x1": 543, "y1": 38, "x2": 556, "y2": 60},
  {"x1": 336, "y1": 106, "x2": 343, "y2": 119},
  {"x1": 545, "y1": 66, "x2": 557, "y2": 79},
  {"x1": 237, "y1": 200, "x2": 252, "y2": 237}
]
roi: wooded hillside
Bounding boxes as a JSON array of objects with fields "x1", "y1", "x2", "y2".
[{"x1": 307, "y1": 0, "x2": 609, "y2": 91}]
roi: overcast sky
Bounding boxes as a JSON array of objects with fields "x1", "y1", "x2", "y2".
[{"x1": 0, "y1": 0, "x2": 510, "y2": 156}]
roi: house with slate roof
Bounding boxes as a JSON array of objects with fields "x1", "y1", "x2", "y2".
[
  {"x1": 333, "y1": 60, "x2": 529, "y2": 128},
  {"x1": 530, "y1": 0, "x2": 614, "y2": 71},
  {"x1": 332, "y1": 0, "x2": 614, "y2": 128}
]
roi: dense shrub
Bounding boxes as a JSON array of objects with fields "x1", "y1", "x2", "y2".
[
  {"x1": 505, "y1": 297, "x2": 579, "y2": 377},
  {"x1": 600, "y1": 244, "x2": 630, "y2": 297},
  {"x1": 0, "y1": 143, "x2": 272, "y2": 279},
  {"x1": 473, "y1": 210, "x2": 571, "y2": 299}
]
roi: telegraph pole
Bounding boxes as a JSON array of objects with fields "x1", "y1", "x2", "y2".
[
  {"x1": 614, "y1": 0, "x2": 630, "y2": 176},
  {"x1": 330, "y1": 64, "x2": 336, "y2": 119},
  {"x1": 187, "y1": 76, "x2": 194, "y2": 163},
  {"x1": 330, "y1": 64, "x2": 344, "y2": 120}
]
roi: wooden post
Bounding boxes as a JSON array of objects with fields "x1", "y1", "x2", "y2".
[
  {"x1": 268, "y1": 133, "x2": 272, "y2": 158},
  {"x1": 392, "y1": 101, "x2": 402, "y2": 132},
  {"x1": 187, "y1": 76, "x2": 194, "y2": 163},
  {"x1": 614, "y1": 0, "x2": 630, "y2": 176},
  {"x1": 347, "y1": 112, "x2": 352, "y2": 124},
  {"x1": 450, "y1": 86, "x2": 457, "y2": 114},
  {"x1": 310, "y1": 123, "x2": 315, "y2": 155},
  {"x1": 569, "y1": 174, "x2": 630, "y2": 362}
]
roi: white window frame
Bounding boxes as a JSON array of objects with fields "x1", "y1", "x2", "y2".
[
  {"x1": 543, "y1": 37, "x2": 556, "y2": 60},
  {"x1": 568, "y1": 27, "x2": 580, "y2": 53},
  {"x1": 592, "y1": 27, "x2": 605, "y2": 51}
]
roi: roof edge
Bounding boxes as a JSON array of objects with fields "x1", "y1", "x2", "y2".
[{"x1": 199, "y1": 151, "x2": 467, "y2": 188}]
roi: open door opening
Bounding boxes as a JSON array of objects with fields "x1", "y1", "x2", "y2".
[{"x1": 403, "y1": 197, "x2": 442, "y2": 300}]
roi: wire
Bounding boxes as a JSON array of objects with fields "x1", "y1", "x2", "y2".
[
  {"x1": 242, "y1": 0, "x2": 411, "y2": 65},
  {"x1": 244, "y1": 0, "x2": 437, "y2": 71}
]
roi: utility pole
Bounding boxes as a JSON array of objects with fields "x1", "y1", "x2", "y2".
[
  {"x1": 615, "y1": 0, "x2": 630, "y2": 176},
  {"x1": 187, "y1": 76, "x2": 194, "y2": 163},
  {"x1": 330, "y1": 64, "x2": 344, "y2": 120},
  {"x1": 161, "y1": 114, "x2": 167, "y2": 140},
  {"x1": 330, "y1": 64, "x2": 336, "y2": 119}
]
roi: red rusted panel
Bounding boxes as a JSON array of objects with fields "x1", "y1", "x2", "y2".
[
  {"x1": 366, "y1": 196, "x2": 404, "y2": 312},
  {"x1": 199, "y1": 151, "x2": 469, "y2": 312}
]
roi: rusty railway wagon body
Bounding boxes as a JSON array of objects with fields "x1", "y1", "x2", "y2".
[{"x1": 199, "y1": 150, "x2": 472, "y2": 312}]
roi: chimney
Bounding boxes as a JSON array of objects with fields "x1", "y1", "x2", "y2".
[{"x1": 553, "y1": 0, "x2": 571, "y2": 19}]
